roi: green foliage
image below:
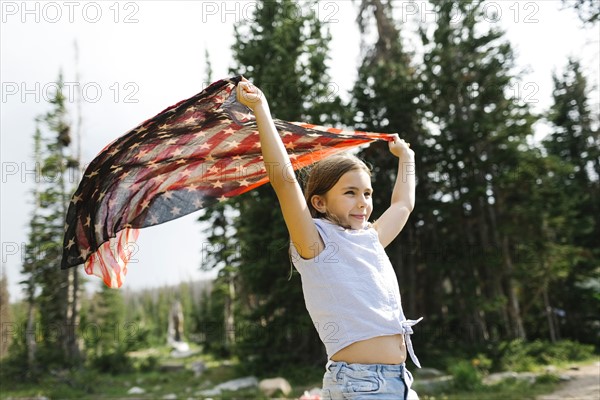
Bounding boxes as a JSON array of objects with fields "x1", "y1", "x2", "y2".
[
  {"x1": 542, "y1": 59, "x2": 600, "y2": 344},
  {"x1": 417, "y1": 0, "x2": 537, "y2": 340},
  {"x1": 16, "y1": 72, "x2": 82, "y2": 374},
  {"x1": 137, "y1": 354, "x2": 159, "y2": 372},
  {"x1": 1, "y1": 340, "x2": 594, "y2": 399},
  {"x1": 85, "y1": 284, "x2": 125, "y2": 356},
  {"x1": 195, "y1": 203, "x2": 236, "y2": 356},
  {"x1": 231, "y1": 191, "x2": 325, "y2": 371},
  {"x1": 231, "y1": 0, "x2": 342, "y2": 123},
  {"x1": 90, "y1": 350, "x2": 133, "y2": 375},
  {"x1": 350, "y1": 0, "x2": 426, "y2": 324},
  {"x1": 119, "y1": 281, "x2": 208, "y2": 350},
  {"x1": 449, "y1": 360, "x2": 483, "y2": 390},
  {"x1": 5, "y1": 0, "x2": 597, "y2": 384},
  {"x1": 194, "y1": 273, "x2": 233, "y2": 356},
  {"x1": 193, "y1": 0, "x2": 600, "y2": 375},
  {"x1": 195, "y1": 0, "x2": 342, "y2": 372},
  {"x1": 80, "y1": 283, "x2": 140, "y2": 375},
  {"x1": 535, "y1": 373, "x2": 562, "y2": 385},
  {"x1": 428, "y1": 377, "x2": 562, "y2": 400},
  {"x1": 0, "y1": 343, "x2": 32, "y2": 384},
  {"x1": 497, "y1": 339, "x2": 596, "y2": 372}
]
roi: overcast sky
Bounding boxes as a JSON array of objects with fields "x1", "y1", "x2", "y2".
[{"x1": 1, "y1": 1, "x2": 598, "y2": 301}]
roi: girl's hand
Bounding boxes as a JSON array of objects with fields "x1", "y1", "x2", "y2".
[
  {"x1": 236, "y1": 77, "x2": 266, "y2": 111},
  {"x1": 389, "y1": 134, "x2": 414, "y2": 159}
]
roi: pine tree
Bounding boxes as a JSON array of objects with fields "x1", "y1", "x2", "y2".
[
  {"x1": 198, "y1": 0, "x2": 342, "y2": 371},
  {"x1": 197, "y1": 203, "x2": 238, "y2": 354},
  {"x1": 542, "y1": 59, "x2": 600, "y2": 342},
  {"x1": 350, "y1": 0, "x2": 429, "y2": 323},
  {"x1": 87, "y1": 283, "x2": 132, "y2": 374},
  {"x1": 348, "y1": 0, "x2": 598, "y2": 351},
  {"x1": 195, "y1": 41, "x2": 238, "y2": 356},
  {"x1": 546, "y1": 59, "x2": 600, "y2": 188},
  {"x1": 20, "y1": 123, "x2": 44, "y2": 375},
  {"x1": 419, "y1": 0, "x2": 538, "y2": 341},
  {"x1": 20, "y1": 73, "x2": 81, "y2": 370}
]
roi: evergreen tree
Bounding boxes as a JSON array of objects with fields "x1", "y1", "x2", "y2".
[
  {"x1": 197, "y1": 204, "x2": 238, "y2": 355},
  {"x1": 198, "y1": 0, "x2": 343, "y2": 371},
  {"x1": 20, "y1": 123, "x2": 44, "y2": 375},
  {"x1": 350, "y1": 0, "x2": 429, "y2": 324},
  {"x1": 491, "y1": 146, "x2": 577, "y2": 342},
  {"x1": 546, "y1": 59, "x2": 600, "y2": 189},
  {"x1": 542, "y1": 59, "x2": 600, "y2": 342},
  {"x1": 195, "y1": 38, "x2": 238, "y2": 357},
  {"x1": 349, "y1": 0, "x2": 598, "y2": 352},
  {"x1": 418, "y1": 0, "x2": 538, "y2": 342},
  {"x1": 20, "y1": 73, "x2": 82, "y2": 369},
  {"x1": 87, "y1": 283, "x2": 132, "y2": 374},
  {"x1": 121, "y1": 283, "x2": 200, "y2": 349},
  {"x1": 20, "y1": 122, "x2": 43, "y2": 375},
  {"x1": 88, "y1": 283, "x2": 125, "y2": 355}
]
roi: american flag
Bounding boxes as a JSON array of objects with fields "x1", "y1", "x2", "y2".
[{"x1": 61, "y1": 76, "x2": 393, "y2": 288}]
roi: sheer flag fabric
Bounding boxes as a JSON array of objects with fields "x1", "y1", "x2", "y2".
[{"x1": 61, "y1": 76, "x2": 394, "y2": 288}]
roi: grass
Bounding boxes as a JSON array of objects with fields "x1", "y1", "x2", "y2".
[
  {"x1": 1, "y1": 367, "x2": 317, "y2": 399},
  {"x1": 0, "y1": 343, "x2": 322, "y2": 399},
  {"x1": 1, "y1": 344, "x2": 597, "y2": 399},
  {"x1": 0, "y1": 362, "x2": 565, "y2": 400},
  {"x1": 417, "y1": 373, "x2": 563, "y2": 400}
]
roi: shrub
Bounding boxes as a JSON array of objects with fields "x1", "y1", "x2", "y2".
[
  {"x1": 498, "y1": 339, "x2": 596, "y2": 371},
  {"x1": 536, "y1": 373, "x2": 561, "y2": 384},
  {"x1": 449, "y1": 360, "x2": 483, "y2": 390},
  {"x1": 91, "y1": 350, "x2": 133, "y2": 375},
  {"x1": 137, "y1": 355, "x2": 159, "y2": 372}
]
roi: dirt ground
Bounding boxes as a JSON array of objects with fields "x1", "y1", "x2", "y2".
[{"x1": 537, "y1": 361, "x2": 600, "y2": 400}]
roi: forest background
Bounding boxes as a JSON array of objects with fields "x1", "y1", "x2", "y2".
[{"x1": 0, "y1": 0, "x2": 598, "y2": 397}]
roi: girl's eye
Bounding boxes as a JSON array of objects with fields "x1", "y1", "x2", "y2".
[
  {"x1": 345, "y1": 191, "x2": 354, "y2": 195},
  {"x1": 365, "y1": 192, "x2": 372, "y2": 198}
]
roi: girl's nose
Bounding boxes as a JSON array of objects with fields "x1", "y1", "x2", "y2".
[{"x1": 358, "y1": 196, "x2": 368, "y2": 208}]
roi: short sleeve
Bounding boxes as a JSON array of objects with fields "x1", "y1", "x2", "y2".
[{"x1": 289, "y1": 218, "x2": 329, "y2": 266}]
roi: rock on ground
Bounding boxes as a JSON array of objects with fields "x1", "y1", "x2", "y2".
[
  {"x1": 127, "y1": 386, "x2": 146, "y2": 394},
  {"x1": 259, "y1": 377, "x2": 292, "y2": 397},
  {"x1": 197, "y1": 376, "x2": 259, "y2": 397}
]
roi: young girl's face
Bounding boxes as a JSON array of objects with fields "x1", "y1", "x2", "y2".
[{"x1": 312, "y1": 169, "x2": 373, "y2": 230}]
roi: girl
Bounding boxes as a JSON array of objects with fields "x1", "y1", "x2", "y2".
[{"x1": 237, "y1": 78, "x2": 421, "y2": 400}]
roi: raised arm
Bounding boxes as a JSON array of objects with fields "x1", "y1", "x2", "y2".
[
  {"x1": 373, "y1": 135, "x2": 415, "y2": 248},
  {"x1": 236, "y1": 79, "x2": 324, "y2": 258}
]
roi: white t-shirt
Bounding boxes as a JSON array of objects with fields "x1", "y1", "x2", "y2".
[{"x1": 290, "y1": 218, "x2": 422, "y2": 366}]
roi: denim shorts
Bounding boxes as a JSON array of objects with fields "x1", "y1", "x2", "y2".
[{"x1": 321, "y1": 361, "x2": 419, "y2": 399}]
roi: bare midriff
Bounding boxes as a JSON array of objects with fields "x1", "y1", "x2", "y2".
[{"x1": 330, "y1": 334, "x2": 407, "y2": 365}]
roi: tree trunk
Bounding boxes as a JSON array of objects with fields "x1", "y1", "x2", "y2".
[
  {"x1": 543, "y1": 281, "x2": 557, "y2": 343},
  {"x1": 66, "y1": 40, "x2": 83, "y2": 365},
  {"x1": 224, "y1": 274, "x2": 236, "y2": 350},
  {"x1": 487, "y1": 194, "x2": 511, "y2": 338},
  {"x1": 502, "y1": 235, "x2": 526, "y2": 339},
  {"x1": 474, "y1": 193, "x2": 494, "y2": 340},
  {"x1": 65, "y1": 268, "x2": 82, "y2": 364},
  {"x1": 25, "y1": 284, "x2": 38, "y2": 375}
]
